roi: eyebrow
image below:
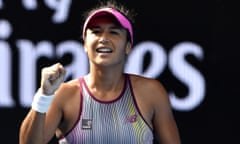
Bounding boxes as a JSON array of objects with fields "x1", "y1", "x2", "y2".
[{"x1": 89, "y1": 25, "x2": 124, "y2": 31}]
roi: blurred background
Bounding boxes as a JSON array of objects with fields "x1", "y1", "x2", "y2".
[{"x1": 0, "y1": 0, "x2": 239, "y2": 143}]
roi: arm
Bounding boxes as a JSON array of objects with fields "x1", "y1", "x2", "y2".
[
  {"x1": 19, "y1": 63, "x2": 66, "y2": 144},
  {"x1": 152, "y1": 80, "x2": 181, "y2": 144}
]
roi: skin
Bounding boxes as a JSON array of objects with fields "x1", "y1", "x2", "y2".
[{"x1": 19, "y1": 15, "x2": 181, "y2": 144}]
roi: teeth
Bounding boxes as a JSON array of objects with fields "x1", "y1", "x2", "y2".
[{"x1": 96, "y1": 48, "x2": 112, "y2": 53}]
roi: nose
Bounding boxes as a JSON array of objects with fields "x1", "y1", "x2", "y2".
[
  {"x1": 99, "y1": 38, "x2": 110, "y2": 44},
  {"x1": 98, "y1": 29, "x2": 111, "y2": 44},
  {"x1": 99, "y1": 32, "x2": 110, "y2": 44}
]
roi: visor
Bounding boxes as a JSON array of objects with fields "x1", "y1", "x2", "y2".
[{"x1": 82, "y1": 7, "x2": 133, "y2": 45}]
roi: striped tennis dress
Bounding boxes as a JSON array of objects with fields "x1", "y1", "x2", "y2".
[{"x1": 59, "y1": 74, "x2": 153, "y2": 144}]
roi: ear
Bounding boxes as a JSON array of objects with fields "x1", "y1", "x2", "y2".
[{"x1": 125, "y1": 42, "x2": 132, "y2": 54}]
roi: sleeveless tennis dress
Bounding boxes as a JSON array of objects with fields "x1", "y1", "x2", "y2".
[{"x1": 59, "y1": 74, "x2": 153, "y2": 144}]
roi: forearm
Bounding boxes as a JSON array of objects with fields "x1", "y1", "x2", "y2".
[
  {"x1": 19, "y1": 63, "x2": 65, "y2": 144},
  {"x1": 19, "y1": 110, "x2": 46, "y2": 144}
]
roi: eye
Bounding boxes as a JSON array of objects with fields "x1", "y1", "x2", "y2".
[
  {"x1": 92, "y1": 29, "x2": 101, "y2": 34},
  {"x1": 89, "y1": 27, "x2": 102, "y2": 34},
  {"x1": 110, "y1": 28, "x2": 122, "y2": 35},
  {"x1": 110, "y1": 30, "x2": 120, "y2": 35}
]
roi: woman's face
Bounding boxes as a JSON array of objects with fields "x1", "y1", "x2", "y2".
[{"x1": 84, "y1": 15, "x2": 131, "y2": 68}]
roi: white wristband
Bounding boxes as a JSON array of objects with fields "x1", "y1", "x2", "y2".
[{"x1": 31, "y1": 89, "x2": 54, "y2": 113}]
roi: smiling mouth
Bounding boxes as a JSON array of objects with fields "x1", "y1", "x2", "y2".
[{"x1": 96, "y1": 48, "x2": 113, "y2": 53}]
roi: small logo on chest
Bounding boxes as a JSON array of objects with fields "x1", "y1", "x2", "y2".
[
  {"x1": 82, "y1": 119, "x2": 93, "y2": 129},
  {"x1": 125, "y1": 114, "x2": 138, "y2": 123}
]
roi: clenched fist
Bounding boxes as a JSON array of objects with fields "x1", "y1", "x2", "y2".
[{"x1": 40, "y1": 63, "x2": 66, "y2": 95}]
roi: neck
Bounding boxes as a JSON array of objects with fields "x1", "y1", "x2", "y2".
[{"x1": 86, "y1": 66, "x2": 125, "y2": 92}]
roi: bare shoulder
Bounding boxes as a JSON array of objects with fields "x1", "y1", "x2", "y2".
[
  {"x1": 129, "y1": 74, "x2": 168, "y2": 97},
  {"x1": 53, "y1": 78, "x2": 81, "y2": 107},
  {"x1": 56, "y1": 79, "x2": 80, "y2": 95},
  {"x1": 128, "y1": 74, "x2": 171, "y2": 109},
  {"x1": 60, "y1": 78, "x2": 80, "y2": 89}
]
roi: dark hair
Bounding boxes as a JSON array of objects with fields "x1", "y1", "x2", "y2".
[
  {"x1": 81, "y1": 0, "x2": 137, "y2": 44},
  {"x1": 83, "y1": 1, "x2": 136, "y2": 24}
]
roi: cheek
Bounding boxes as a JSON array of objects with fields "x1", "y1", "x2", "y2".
[
  {"x1": 84, "y1": 46, "x2": 88, "y2": 53},
  {"x1": 85, "y1": 31, "x2": 98, "y2": 42},
  {"x1": 83, "y1": 42, "x2": 88, "y2": 52},
  {"x1": 84, "y1": 36, "x2": 96, "y2": 51}
]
